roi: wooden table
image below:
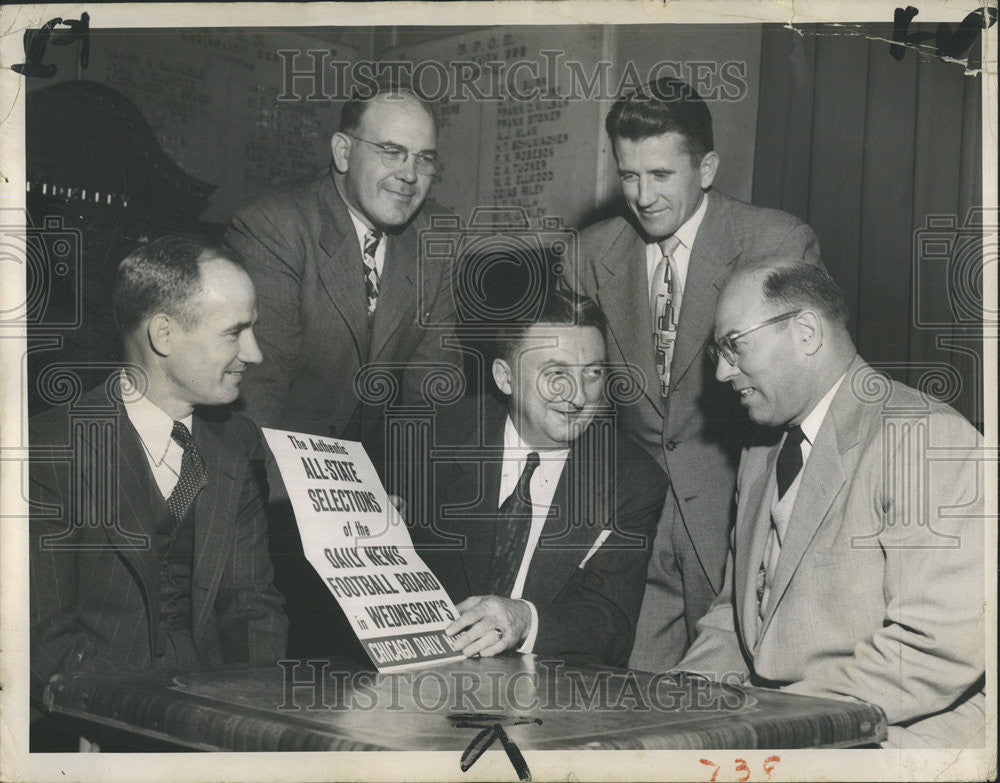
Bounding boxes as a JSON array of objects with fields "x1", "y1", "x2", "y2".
[{"x1": 44, "y1": 655, "x2": 886, "y2": 753}]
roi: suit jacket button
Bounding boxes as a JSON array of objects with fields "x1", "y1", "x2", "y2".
[{"x1": 665, "y1": 440, "x2": 677, "y2": 451}]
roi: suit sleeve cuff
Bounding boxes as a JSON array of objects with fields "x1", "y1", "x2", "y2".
[{"x1": 516, "y1": 599, "x2": 538, "y2": 653}]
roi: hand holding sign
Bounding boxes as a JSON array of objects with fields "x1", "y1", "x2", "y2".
[{"x1": 446, "y1": 595, "x2": 533, "y2": 658}]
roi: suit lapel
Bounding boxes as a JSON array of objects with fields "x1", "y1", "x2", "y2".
[
  {"x1": 189, "y1": 413, "x2": 240, "y2": 643},
  {"x1": 757, "y1": 429, "x2": 846, "y2": 640},
  {"x1": 669, "y1": 193, "x2": 740, "y2": 390},
  {"x1": 80, "y1": 395, "x2": 161, "y2": 656},
  {"x1": 369, "y1": 225, "x2": 418, "y2": 362},
  {"x1": 521, "y1": 429, "x2": 606, "y2": 600},
  {"x1": 315, "y1": 179, "x2": 369, "y2": 362},
  {"x1": 450, "y1": 407, "x2": 505, "y2": 597},
  {"x1": 756, "y1": 361, "x2": 865, "y2": 639},
  {"x1": 108, "y1": 407, "x2": 161, "y2": 615},
  {"x1": 593, "y1": 223, "x2": 663, "y2": 417},
  {"x1": 735, "y1": 449, "x2": 777, "y2": 651}
]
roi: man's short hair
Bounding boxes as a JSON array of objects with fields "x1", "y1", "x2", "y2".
[
  {"x1": 605, "y1": 76, "x2": 714, "y2": 162},
  {"x1": 495, "y1": 288, "x2": 608, "y2": 363},
  {"x1": 113, "y1": 236, "x2": 237, "y2": 334},
  {"x1": 338, "y1": 82, "x2": 436, "y2": 135},
  {"x1": 759, "y1": 259, "x2": 849, "y2": 326}
]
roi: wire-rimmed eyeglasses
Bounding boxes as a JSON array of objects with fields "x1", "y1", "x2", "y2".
[
  {"x1": 345, "y1": 133, "x2": 440, "y2": 175},
  {"x1": 708, "y1": 310, "x2": 802, "y2": 365}
]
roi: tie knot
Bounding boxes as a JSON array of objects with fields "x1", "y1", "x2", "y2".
[
  {"x1": 511, "y1": 451, "x2": 541, "y2": 496},
  {"x1": 785, "y1": 425, "x2": 806, "y2": 450},
  {"x1": 171, "y1": 421, "x2": 197, "y2": 451},
  {"x1": 168, "y1": 420, "x2": 207, "y2": 522},
  {"x1": 658, "y1": 235, "x2": 681, "y2": 258},
  {"x1": 364, "y1": 230, "x2": 383, "y2": 254},
  {"x1": 775, "y1": 424, "x2": 806, "y2": 500}
]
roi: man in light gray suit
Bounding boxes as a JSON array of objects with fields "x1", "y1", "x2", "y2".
[
  {"x1": 574, "y1": 77, "x2": 821, "y2": 670},
  {"x1": 679, "y1": 258, "x2": 985, "y2": 748}
]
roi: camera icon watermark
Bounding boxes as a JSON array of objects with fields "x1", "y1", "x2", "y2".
[
  {"x1": 419, "y1": 206, "x2": 576, "y2": 333},
  {"x1": 0, "y1": 213, "x2": 83, "y2": 329},
  {"x1": 29, "y1": 365, "x2": 151, "y2": 551},
  {"x1": 912, "y1": 207, "x2": 997, "y2": 330}
]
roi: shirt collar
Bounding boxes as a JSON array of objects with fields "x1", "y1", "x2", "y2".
[
  {"x1": 503, "y1": 416, "x2": 570, "y2": 461},
  {"x1": 120, "y1": 371, "x2": 193, "y2": 466},
  {"x1": 346, "y1": 207, "x2": 378, "y2": 248},
  {"x1": 675, "y1": 190, "x2": 709, "y2": 250},
  {"x1": 649, "y1": 190, "x2": 709, "y2": 252},
  {"x1": 798, "y1": 371, "x2": 846, "y2": 444}
]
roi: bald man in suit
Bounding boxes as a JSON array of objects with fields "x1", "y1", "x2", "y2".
[
  {"x1": 226, "y1": 86, "x2": 457, "y2": 474},
  {"x1": 226, "y1": 86, "x2": 459, "y2": 657},
  {"x1": 678, "y1": 259, "x2": 985, "y2": 748}
]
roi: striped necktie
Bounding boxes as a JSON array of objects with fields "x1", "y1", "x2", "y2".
[{"x1": 490, "y1": 452, "x2": 541, "y2": 596}]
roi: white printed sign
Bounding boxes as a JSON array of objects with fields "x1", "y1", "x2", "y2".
[{"x1": 262, "y1": 428, "x2": 465, "y2": 672}]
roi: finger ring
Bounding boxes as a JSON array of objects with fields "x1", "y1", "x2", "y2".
[{"x1": 493, "y1": 627, "x2": 504, "y2": 641}]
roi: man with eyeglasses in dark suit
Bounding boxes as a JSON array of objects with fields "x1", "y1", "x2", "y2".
[{"x1": 226, "y1": 84, "x2": 459, "y2": 658}]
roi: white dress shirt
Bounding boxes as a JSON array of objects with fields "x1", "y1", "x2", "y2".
[
  {"x1": 498, "y1": 416, "x2": 571, "y2": 652},
  {"x1": 644, "y1": 189, "x2": 710, "y2": 302},
  {"x1": 120, "y1": 372, "x2": 193, "y2": 500},
  {"x1": 772, "y1": 372, "x2": 846, "y2": 511}
]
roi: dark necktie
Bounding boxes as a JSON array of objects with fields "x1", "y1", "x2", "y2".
[
  {"x1": 362, "y1": 230, "x2": 383, "y2": 316},
  {"x1": 490, "y1": 452, "x2": 541, "y2": 596},
  {"x1": 757, "y1": 425, "x2": 807, "y2": 617},
  {"x1": 168, "y1": 421, "x2": 208, "y2": 522},
  {"x1": 775, "y1": 425, "x2": 806, "y2": 499},
  {"x1": 757, "y1": 425, "x2": 806, "y2": 620}
]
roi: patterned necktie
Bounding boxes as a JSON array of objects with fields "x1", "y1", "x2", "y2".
[
  {"x1": 490, "y1": 452, "x2": 541, "y2": 596},
  {"x1": 168, "y1": 421, "x2": 208, "y2": 522},
  {"x1": 651, "y1": 235, "x2": 682, "y2": 397},
  {"x1": 362, "y1": 230, "x2": 383, "y2": 316},
  {"x1": 757, "y1": 426, "x2": 807, "y2": 616}
]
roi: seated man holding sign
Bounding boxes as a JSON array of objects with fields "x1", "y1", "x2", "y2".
[{"x1": 407, "y1": 289, "x2": 666, "y2": 666}]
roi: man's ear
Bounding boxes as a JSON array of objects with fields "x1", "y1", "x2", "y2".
[
  {"x1": 699, "y1": 151, "x2": 719, "y2": 190},
  {"x1": 492, "y1": 358, "x2": 513, "y2": 396},
  {"x1": 147, "y1": 313, "x2": 173, "y2": 357},
  {"x1": 331, "y1": 132, "x2": 352, "y2": 173},
  {"x1": 792, "y1": 310, "x2": 823, "y2": 355}
]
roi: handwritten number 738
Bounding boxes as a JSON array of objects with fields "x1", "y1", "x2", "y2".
[{"x1": 700, "y1": 756, "x2": 780, "y2": 782}]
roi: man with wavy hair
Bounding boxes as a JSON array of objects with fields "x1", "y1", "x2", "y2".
[
  {"x1": 407, "y1": 289, "x2": 665, "y2": 665},
  {"x1": 574, "y1": 76, "x2": 821, "y2": 671}
]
